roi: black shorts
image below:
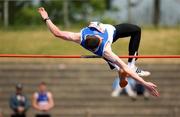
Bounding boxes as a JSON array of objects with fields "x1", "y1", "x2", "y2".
[{"x1": 104, "y1": 23, "x2": 141, "y2": 70}]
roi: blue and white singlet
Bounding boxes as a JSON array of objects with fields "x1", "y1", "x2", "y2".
[{"x1": 80, "y1": 22, "x2": 115, "y2": 56}]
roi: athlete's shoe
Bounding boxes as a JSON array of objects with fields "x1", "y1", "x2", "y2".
[{"x1": 131, "y1": 66, "x2": 151, "y2": 77}]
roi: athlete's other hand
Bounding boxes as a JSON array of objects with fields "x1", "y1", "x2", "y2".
[
  {"x1": 38, "y1": 7, "x2": 49, "y2": 20},
  {"x1": 144, "y1": 82, "x2": 160, "y2": 97}
]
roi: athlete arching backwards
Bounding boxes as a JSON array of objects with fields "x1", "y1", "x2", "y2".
[{"x1": 38, "y1": 7, "x2": 159, "y2": 97}]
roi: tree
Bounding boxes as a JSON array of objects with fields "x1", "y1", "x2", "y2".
[
  {"x1": 1, "y1": 0, "x2": 34, "y2": 26},
  {"x1": 3, "y1": 0, "x2": 9, "y2": 27},
  {"x1": 1, "y1": 0, "x2": 109, "y2": 26},
  {"x1": 105, "y1": 0, "x2": 111, "y2": 10},
  {"x1": 63, "y1": 0, "x2": 70, "y2": 28},
  {"x1": 153, "y1": 0, "x2": 161, "y2": 27}
]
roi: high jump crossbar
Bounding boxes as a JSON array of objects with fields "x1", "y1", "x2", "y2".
[{"x1": 0, "y1": 54, "x2": 180, "y2": 59}]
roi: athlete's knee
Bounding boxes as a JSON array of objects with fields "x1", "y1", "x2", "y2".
[{"x1": 134, "y1": 25, "x2": 141, "y2": 34}]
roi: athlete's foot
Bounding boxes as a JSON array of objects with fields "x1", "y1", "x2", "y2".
[{"x1": 130, "y1": 66, "x2": 151, "y2": 77}]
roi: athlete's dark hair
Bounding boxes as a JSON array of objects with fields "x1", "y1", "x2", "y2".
[{"x1": 85, "y1": 35, "x2": 100, "y2": 50}]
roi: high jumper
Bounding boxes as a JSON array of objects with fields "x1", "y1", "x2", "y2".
[{"x1": 38, "y1": 7, "x2": 159, "y2": 97}]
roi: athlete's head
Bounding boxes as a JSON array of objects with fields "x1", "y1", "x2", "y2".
[{"x1": 85, "y1": 35, "x2": 102, "y2": 50}]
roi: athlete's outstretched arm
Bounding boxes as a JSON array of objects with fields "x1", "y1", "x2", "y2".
[
  {"x1": 38, "y1": 7, "x2": 81, "y2": 43},
  {"x1": 103, "y1": 43, "x2": 160, "y2": 97}
]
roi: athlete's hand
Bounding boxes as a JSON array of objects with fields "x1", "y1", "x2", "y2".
[
  {"x1": 144, "y1": 82, "x2": 160, "y2": 97},
  {"x1": 38, "y1": 7, "x2": 49, "y2": 20}
]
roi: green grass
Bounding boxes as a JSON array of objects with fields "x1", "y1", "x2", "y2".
[{"x1": 0, "y1": 27, "x2": 180, "y2": 55}]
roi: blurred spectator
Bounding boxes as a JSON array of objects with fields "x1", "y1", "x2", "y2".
[
  {"x1": 9, "y1": 83, "x2": 30, "y2": 117},
  {"x1": 111, "y1": 77, "x2": 137, "y2": 100},
  {"x1": 32, "y1": 82, "x2": 54, "y2": 117},
  {"x1": 135, "y1": 82, "x2": 150, "y2": 100},
  {"x1": 111, "y1": 77, "x2": 149, "y2": 100},
  {"x1": 0, "y1": 108, "x2": 3, "y2": 117}
]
